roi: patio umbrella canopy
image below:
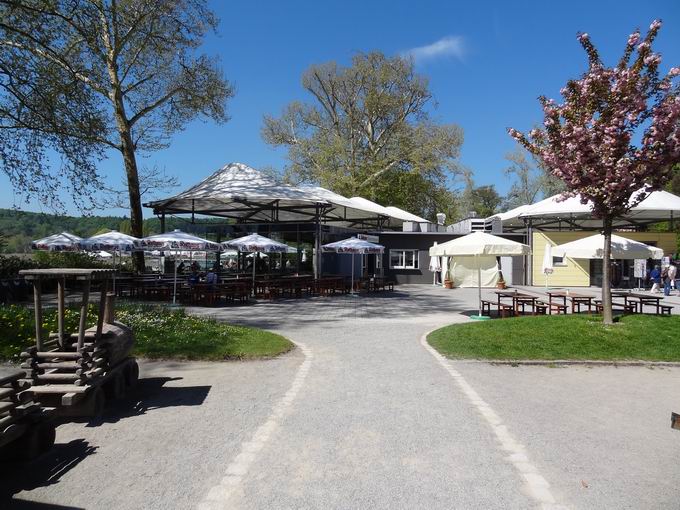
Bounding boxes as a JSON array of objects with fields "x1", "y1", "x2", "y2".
[
  {"x1": 31, "y1": 232, "x2": 82, "y2": 251},
  {"x1": 429, "y1": 232, "x2": 531, "y2": 319},
  {"x1": 223, "y1": 233, "x2": 295, "y2": 296},
  {"x1": 78, "y1": 230, "x2": 138, "y2": 252},
  {"x1": 322, "y1": 237, "x2": 384, "y2": 295},
  {"x1": 136, "y1": 230, "x2": 220, "y2": 304},
  {"x1": 552, "y1": 234, "x2": 664, "y2": 260},
  {"x1": 79, "y1": 230, "x2": 140, "y2": 292}
]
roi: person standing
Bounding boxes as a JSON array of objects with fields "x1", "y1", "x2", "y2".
[
  {"x1": 650, "y1": 265, "x2": 662, "y2": 293},
  {"x1": 668, "y1": 263, "x2": 678, "y2": 295},
  {"x1": 662, "y1": 265, "x2": 671, "y2": 296}
]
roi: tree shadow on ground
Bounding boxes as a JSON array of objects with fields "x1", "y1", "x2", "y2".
[
  {"x1": 0, "y1": 438, "x2": 95, "y2": 505},
  {"x1": 82, "y1": 376, "x2": 211, "y2": 427}
]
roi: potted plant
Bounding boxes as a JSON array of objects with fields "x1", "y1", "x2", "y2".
[
  {"x1": 497, "y1": 271, "x2": 506, "y2": 289},
  {"x1": 443, "y1": 268, "x2": 454, "y2": 289}
]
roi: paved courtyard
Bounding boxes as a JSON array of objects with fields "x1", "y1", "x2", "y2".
[{"x1": 3, "y1": 285, "x2": 680, "y2": 509}]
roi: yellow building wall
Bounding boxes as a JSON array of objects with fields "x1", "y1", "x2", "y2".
[{"x1": 532, "y1": 231, "x2": 677, "y2": 287}]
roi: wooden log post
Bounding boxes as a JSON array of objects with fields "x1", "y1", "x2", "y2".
[
  {"x1": 57, "y1": 277, "x2": 65, "y2": 349},
  {"x1": 104, "y1": 292, "x2": 115, "y2": 324},
  {"x1": 95, "y1": 278, "x2": 109, "y2": 342},
  {"x1": 33, "y1": 279, "x2": 43, "y2": 351},
  {"x1": 77, "y1": 280, "x2": 91, "y2": 353}
]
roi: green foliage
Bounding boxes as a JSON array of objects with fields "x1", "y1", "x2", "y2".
[
  {"x1": 262, "y1": 51, "x2": 464, "y2": 220},
  {"x1": 0, "y1": 303, "x2": 292, "y2": 361},
  {"x1": 33, "y1": 252, "x2": 109, "y2": 269},
  {"x1": 428, "y1": 314, "x2": 680, "y2": 361},
  {"x1": 0, "y1": 255, "x2": 40, "y2": 279}
]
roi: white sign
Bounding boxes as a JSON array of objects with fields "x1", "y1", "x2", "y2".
[
  {"x1": 357, "y1": 234, "x2": 380, "y2": 243},
  {"x1": 634, "y1": 259, "x2": 647, "y2": 278}
]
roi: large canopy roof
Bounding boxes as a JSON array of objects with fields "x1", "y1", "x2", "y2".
[
  {"x1": 492, "y1": 188, "x2": 680, "y2": 230},
  {"x1": 145, "y1": 162, "x2": 426, "y2": 229}
]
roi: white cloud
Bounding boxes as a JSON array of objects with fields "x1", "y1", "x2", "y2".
[{"x1": 403, "y1": 36, "x2": 465, "y2": 63}]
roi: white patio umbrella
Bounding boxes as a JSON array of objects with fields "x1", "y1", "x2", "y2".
[
  {"x1": 223, "y1": 233, "x2": 293, "y2": 296},
  {"x1": 552, "y1": 233, "x2": 664, "y2": 260},
  {"x1": 136, "y1": 230, "x2": 220, "y2": 304},
  {"x1": 31, "y1": 232, "x2": 82, "y2": 251},
  {"x1": 542, "y1": 243, "x2": 554, "y2": 290},
  {"x1": 429, "y1": 232, "x2": 531, "y2": 320},
  {"x1": 429, "y1": 242, "x2": 442, "y2": 286},
  {"x1": 321, "y1": 237, "x2": 384, "y2": 295},
  {"x1": 79, "y1": 230, "x2": 140, "y2": 292}
]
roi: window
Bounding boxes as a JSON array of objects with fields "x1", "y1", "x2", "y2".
[
  {"x1": 389, "y1": 249, "x2": 419, "y2": 269},
  {"x1": 552, "y1": 255, "x2": 567, "y2": 267}
]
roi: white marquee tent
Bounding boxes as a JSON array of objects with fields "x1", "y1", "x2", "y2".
[
  {"x1": 430, "y1": 232, "x2": 531, "y2": 319},
  {"x1": 553, "y1": 234, "x2": 664, "y2": 260}
]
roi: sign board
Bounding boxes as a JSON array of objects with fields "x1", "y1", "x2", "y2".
[
  {"x1": 357, "y1": 234, "x2": 380, "y2": 243},
  {"x1": 634, "y1": 259, "x2": 647, "y2": 278}
]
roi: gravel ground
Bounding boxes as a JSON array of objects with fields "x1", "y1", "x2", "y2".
[{"x1": 3, "y1": 284, "x2": 680, "y2": 509}]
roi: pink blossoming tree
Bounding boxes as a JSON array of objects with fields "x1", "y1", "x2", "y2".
[{"x1": 509, "y1": 20, "x2": 680, "y2": 324}]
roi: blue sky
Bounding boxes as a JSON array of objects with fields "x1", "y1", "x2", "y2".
[{"x1": 2, "y1": 0, "x2": 679, "y2": 216}]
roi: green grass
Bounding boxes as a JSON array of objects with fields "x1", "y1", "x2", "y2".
[
  {"x1": 0, "y1": 303, "x2": 293, "y2": 362},
  {"x1": 428, "y1": 314, "x2": 680, "y2": 361}
]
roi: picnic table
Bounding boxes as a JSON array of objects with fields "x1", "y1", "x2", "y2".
[
  {"x1": 489, "y1": 290, "x2": 539, "y2": 317},
  {"x1": 546, "y1": 290, "x2": 595, "y2": 314},
  {"x1": 611, "y1": 291, "x2": 672, "y2": 315}
]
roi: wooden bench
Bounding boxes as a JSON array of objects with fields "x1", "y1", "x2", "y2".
[
  {"x1": 594, "y1": 300, "x2": 637, "y2": 314},
  {"x1": 660, "y1": 304, "x2": 674, "y2": 315},
  {"x1": 481, "y1": 300, "x2": 493, "y2": 316},
  {"x1": 536, "y1": 300, "x2": 568, "y2": 315}
]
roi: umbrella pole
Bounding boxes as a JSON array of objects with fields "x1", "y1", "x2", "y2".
[
  {"x1": 252, "y1": 253, "x2": 256, "y2": 297},
  {"x1": 173, "y1": 252, "x2": 177, "y2": 305},
  {"x1": 478, "y1": 256, "x2": 482, "y2": 318},
  {"x1": 351, "y1": 254, "x2": 354, "y2": 295}
]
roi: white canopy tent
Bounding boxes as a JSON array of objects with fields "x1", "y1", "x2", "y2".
[
  {"x1": 491, "y1": 188, "x2": 680, "y2": 231},
  {"x1": 223, "y1": 233, "x2": 294, "y2": 295},
  {"x1": 553, "y1": 234, "x2": 664, "y2": 260},
  {"x1": 136, "y1": 230, "x2": 220, "y2": 304},
  {"x1": 145, "y1": 163, "x2": 429, "y2": 278},
  {"x1": 430, "y1": 232, "x2": 531, "y2": 319},
  {"x1": 321, "y1": 237, "x2": 384, "y2": 295},
  {"x1": 31, "y1": 232, "x2": 82, "y2": 252}
]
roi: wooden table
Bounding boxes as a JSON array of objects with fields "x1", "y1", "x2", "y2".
[
  {"x1": 546, "y1": 291, "x2": 595, "y2": 314},
  {"x1": 612, "y1": 291, "x2": 667, "y2": 314}
]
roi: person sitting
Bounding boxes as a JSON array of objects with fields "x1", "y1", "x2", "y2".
[
  {"x1": 188, "y1": 270, "x2": 199, "y2": 286},
  {"x1": 206, "y1": 269, "x2": 218, "y2": 287},
  {"x1": 177, "y1": 260, "x2": 186, "y2": 274}
]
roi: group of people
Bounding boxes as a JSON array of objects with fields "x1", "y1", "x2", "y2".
[
  {"x1": 649, "y1": 263, "x2": 678, "y2": 296},
  {"x1": 176, "y1": 260, "x2": 220, "y2": 287}
]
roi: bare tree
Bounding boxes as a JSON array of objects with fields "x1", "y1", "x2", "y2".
[{"x1": 0, "y1": 0, "x2": 234, "y2": 269}]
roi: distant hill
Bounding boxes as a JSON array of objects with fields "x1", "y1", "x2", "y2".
[{"x1": 0, "y1": 208, "x2": 226, "y2": 253}]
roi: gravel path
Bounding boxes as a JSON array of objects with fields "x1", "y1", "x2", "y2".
[{"x1": 4, "y1": 285, "x2": 680, "y2": 509}]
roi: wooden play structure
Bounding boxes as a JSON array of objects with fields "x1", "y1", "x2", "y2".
[
  {"x1": 18, "y1": 269, "x2": 138, "y2": 417},
  {"x1": 0, "y1": 368, "x2": 55, "y2": 460}
]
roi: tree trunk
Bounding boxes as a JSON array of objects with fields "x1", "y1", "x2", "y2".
[
  {"x1": 112, "y1": 95, "x2": 145, "y2": 273},
  {"x1": 119, "y1": 132, "x2": 145, "y2": 273},
  {"x1": 601, "y1": 217, "x2": 614, "y2": 325}
]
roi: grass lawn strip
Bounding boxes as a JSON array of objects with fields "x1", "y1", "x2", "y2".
[
  {"x1": 0, "y1": 303, "x2": 293, "y2": 362},
  {"x1": 428, "y1": 314, "x2": 680, "y2": 362}
]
